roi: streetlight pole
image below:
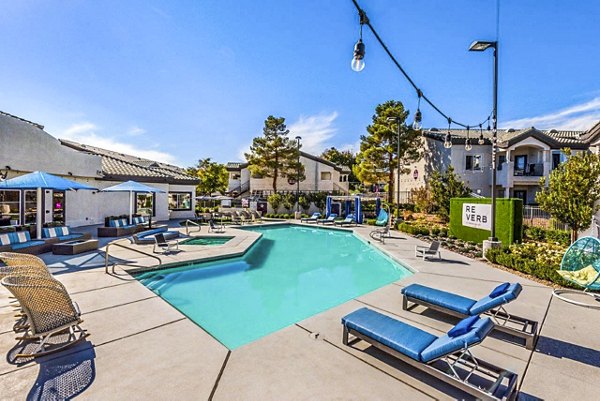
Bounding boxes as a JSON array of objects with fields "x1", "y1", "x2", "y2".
[
  {"x1": 295, "y1": 136, "x2": 302, "y2": 217},
  {"x1": 469, "y1": 40, "x2": 499, "y2": 244}
]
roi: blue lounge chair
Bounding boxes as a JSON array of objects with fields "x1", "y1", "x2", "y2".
[
  {"x1": 342, "y1": 308, "x2": 517, "y2": 401},
  {"x1": 401, "y1": 282, "x2": 538, "y2": 350},
  {"x1": 317, "y1": 213, "x2": 337, "y2": 225},
  {"x1": 334, "y1": 215, "x2": 356, "y2": 226},
  {"x1": 301, "y1": 212, "x2": 321, "y2": 223}
]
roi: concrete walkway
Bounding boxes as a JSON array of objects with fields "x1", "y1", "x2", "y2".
[{"x1": 0, "y1": 222, "x2": 598, "y2": 400}]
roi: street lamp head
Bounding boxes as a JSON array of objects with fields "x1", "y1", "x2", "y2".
[
  {"x1": 469, "y1": 40, "x2": 497, "y2": 52},
  {"x1": 295, "y1": 136, "x2": 301, "y2": 141}
]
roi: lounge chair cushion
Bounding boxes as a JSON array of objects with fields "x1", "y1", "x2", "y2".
[
  {"x1": 342, "y1": 308, "x2": 437, "y2": 361},
  {"x1": 469, "y1": 283, "x2": 522, "y2": 315},
  {"x1": 42, "y1": 227, "x2": 70, "y2": 238},
  {"x1": 490, "y1": 282, "x2": 511, "y2": 298},
  {"x1": 447, "y1": 315, "x2": 479, "y2": 338},
  {"x1": 420, "y1": 317, "x2": 494, "y2": 363},
  {"x1": 401, "y1": 284, "x2": 476, "y2": 315},
  {"x1": 57, "y1": 233, "x2": 84, "y2": 241}
]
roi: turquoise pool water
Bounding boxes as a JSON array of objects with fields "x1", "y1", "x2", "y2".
[
  {"x1": 180, "y1": 236, "x2": 233, "y2": 246},
  {"x1": 136, "y1": 225, "x2": 411, "y2": 349}
]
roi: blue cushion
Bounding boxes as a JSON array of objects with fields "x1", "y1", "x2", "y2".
[
  {"x1": 469, "y1": 283, "x2": 522, "y2": 315},
  {"x1": 420, "y1": 317, "x2": 494, "y2": 363},
  {"x1": 401, "y1": 284, "x2": 476, "y2": 315},
  {"x1": 448, "y1": 315, "x2": 479, "y2": 338},
  {"x1": 342, "y1": 308, "x2": 436, "y2": 361},
  {"x1": 490, "y1": 282, "x2": 511, "y2": 298},
  {"x1": 11, "y1": 240, "x2": 45, "y2": 250}
]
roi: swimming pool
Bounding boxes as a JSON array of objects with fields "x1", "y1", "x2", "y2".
[
  {"x1": 179, "y1": 236, "x2": 233, "y2": 246},
  {"x1": 136, "y1": 225, "x2": 411, "y2": 349}
]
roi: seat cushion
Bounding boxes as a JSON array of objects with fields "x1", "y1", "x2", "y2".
[
  {"x1": 342, "y1": 307, "x2": 437, "y2": 361},
  {"x1": 401, "y1": 284, "x2": 476, "y2": 315},
  {"x1": 11, "y1": 240, "x2": 45, "y2": 250},
  {"x1": 469, "y1": 283, "x2": 522, "y2": 315},
  {"x1": 420, "y1": 317, "x2": 494, "y2": 363},
  {"x1": 57, "y1": 233, "x2": 83, "y2": 241}
]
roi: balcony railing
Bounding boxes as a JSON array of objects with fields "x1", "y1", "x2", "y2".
[{"x1": 514, "y1": 163, "x2": 544, "y2": 177}]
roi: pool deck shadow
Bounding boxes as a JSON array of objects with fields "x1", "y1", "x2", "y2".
[{"x1": 0, "y1": 221, "x2": 598, "y2": 400}]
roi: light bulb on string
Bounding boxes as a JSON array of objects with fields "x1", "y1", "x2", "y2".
[
  {"x1": 465, "y1": 126, "x2": 472, "y2": 151},
  {"x1": 412, "y1": 90, "x2": 423, "y2": 130},
  {"x1": 351, "y1": 13, "x2": 366, "y2": 72},
  {"x1": 444, "y1": 117, "x2": 453, "y2": 149},
  {"x1": 478, "y1": 124, "x2": 485, "y2": 145}
]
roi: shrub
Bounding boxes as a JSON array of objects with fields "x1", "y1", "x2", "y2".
[
  {"x1": 524, "y1": 225, "x2": 570, "y2": 247},
  {"x1": 365, "y1": 218, "x2": 376, "y2": 226},
  {"x1": 268, "y1": 193, "x2": 282, "y2": 211}
]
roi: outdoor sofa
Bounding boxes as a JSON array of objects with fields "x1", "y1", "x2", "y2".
[
  {"x1": 97, "y1": 216, "x2": 153, "y2": 237},
  {"x1": 132, "y1": 226, "x2": 179, "y2": 245},
  {"x1": 0, "y1": 230, "x2": 46, "y2": 254}
]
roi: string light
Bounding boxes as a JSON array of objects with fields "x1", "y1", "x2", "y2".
[
  {"x1": 478, "y1": 124, "x2": 485, "y2": 145},
  {"x1": 412, "y1": 89, "x2": 423, "y2": 130},
  {"x1": 350, "y1": 0, "x2": 493, "y2": 131},
  {"x1": 465, "y1": 126, "x2": 472, "y2": 151},
  {"x1": 444, "y1": 117, "x2": 453, "y2": 149}
]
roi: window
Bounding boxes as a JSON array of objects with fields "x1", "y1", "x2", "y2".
[
  {"x1": 168, "y1": 192, "x2": 192, "y2": 211},
  {"x1": 514, "y1": 155, "x2": 527, "y2": 175},
  {"x1": 320, "y1": 172, "x2": 331, "y2": 180},
  {"x1": 552, "y1": 151, "x2": 566, "y2": 169},
  {"x1": 498, "y1": 155, "x2": 507, "y2": 171},
  {"x1": 465, "y1": 155, "x2": 481, "y2": 171},
  {"x1": 24, "y1": 190, "x2": 37, "y2": 224},
  {"x1": 0, "y1": 190, "x2": 20, "y2": 224},
  {"x1": 135, "y1": 193, "x2": 155, "y2": 216}
]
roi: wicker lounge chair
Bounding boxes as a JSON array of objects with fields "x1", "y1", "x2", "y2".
[
  {"x1": 1, "y1": 275, "x2": 88, "y2": 358},
  {"x1": 342, "y1": 308, "x2": 517, "y2": 401},
  {"x1": 0, "y1": 252, "x2": 47, "y2": 271},
  {"x1": 402, "y1": 282, "x2": 538, "y2": 350}
]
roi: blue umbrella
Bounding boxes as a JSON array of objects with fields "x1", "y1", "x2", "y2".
[
  {"x1": 326, "y1": 196, "x2": 332, "y2": 218},
  {"x1": 101, "y1": 180, "x2": 165, "y2": 224},
  {"x1": 0, "y1": 171, "x2": 97, "y2": 238},
  {"x1": 0, "y1": 171, "x2": 96, "y2": 191}
]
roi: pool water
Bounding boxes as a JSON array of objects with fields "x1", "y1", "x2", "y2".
[
  {"x1": 180, "y1": 236, "x2": 233, "y2": 246},
  {"x1": 136, "y1": 225, "x2": 411, "y2": 349}
]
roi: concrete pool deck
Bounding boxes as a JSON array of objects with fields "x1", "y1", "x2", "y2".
[{"x1": 0, "y1": 221, "x2": 598, "y2": 400}]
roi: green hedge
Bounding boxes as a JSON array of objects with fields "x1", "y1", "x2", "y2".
[
  {"x1": 485, "y1": 247, "x2": 570, "y2": 285},
  {"x1": 449, "y1": 198, "x2": 523, "y2": 244}
]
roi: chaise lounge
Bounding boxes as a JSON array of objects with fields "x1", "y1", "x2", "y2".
[
  {"x1": 316, "y1": 214, "x2": 337, "y2": 225},
  {"x1": 342, "y1": 308, "x2": 517, "y2": 401},
  {"x1": 401, "y1": 282, "x2": 538, "y2": 349},
  {"x1": 300, "y1": 212, "x2": 321, "y2": 223}
]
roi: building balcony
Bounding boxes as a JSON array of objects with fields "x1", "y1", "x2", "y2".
[{"x1": 513, "y1": 163, "x2": 544, "y2": 177}]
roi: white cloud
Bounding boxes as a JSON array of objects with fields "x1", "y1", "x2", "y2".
[
  {"x1": 288, "y1": 111, "x2": 339, "y2": 154},
  {"x1": 503, "y1": 97, "x2": 600, "y2": 131},
  {"x1": 60, "y1": 122, "x2": 177, "y2": 164}
]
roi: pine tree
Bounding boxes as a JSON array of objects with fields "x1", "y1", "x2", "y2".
[
  {"x1": 428, "y1": 166, "x2": 471, "y2": 222},
  {"x1": 354, "y1": 100, "x2": 421, "y2": 203},
  {"x1": 245, "y1": 116, "x2": 305, "y2": 193}
]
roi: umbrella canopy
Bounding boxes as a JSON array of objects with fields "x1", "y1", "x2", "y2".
[
  {"x1": 101, "y1": 180, "x2": 164, "y2": 225},
  {"x1": 0, "y1": 171, "x2": 96, "y2": 239},
  {"x1": 196, "y1": 195, "x2": 217, "y2": 200},
  {"x1": 0, "y1": 171, "x2": 96, "y2": 191},
  {"x1": 101, "y1": 180, "x2": 165, "y2": 193}
]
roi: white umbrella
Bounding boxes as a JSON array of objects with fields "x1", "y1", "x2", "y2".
[{"x1": 101, "y1": 180, "x2": 165, "y2": 224}]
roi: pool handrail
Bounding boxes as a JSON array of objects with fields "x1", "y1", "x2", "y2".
[
  {"x1": 185, "y1": 219, "x2": 202, "y2": 235},
  {"x1": 104, "y1": 238, "x2": 162, "y2": 274}
]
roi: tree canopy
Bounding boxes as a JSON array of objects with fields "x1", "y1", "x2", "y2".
[
  {"x1": 428, "y1": 166, "x2": 471, "y2": 222},
  {"x1": 354, "y1": 100, "x2": 422, "y2": 203},
  {"x1": 536, "y1": 150, "x2": 600, "y2": 242},
  {"x1": 187, "y1": 158, "x2": 228, "y2": 196},
  {"x1": 245, "y1": 116, "x2": 305, "y2": 193},
  {"x1": 321, "y1": 147, "x2": 357, "y2": 185}
]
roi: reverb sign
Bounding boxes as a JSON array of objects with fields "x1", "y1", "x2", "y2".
[{"x1": 462, "y1": 203, "x2": 491, "y2": 231}]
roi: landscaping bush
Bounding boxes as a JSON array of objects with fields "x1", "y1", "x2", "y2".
[
  {"x1": 485, "y1": 242, "x2": 570, "y2": 285},
  {"x1": 524, "y1": 225, "x2": 570, "y2": 247}
]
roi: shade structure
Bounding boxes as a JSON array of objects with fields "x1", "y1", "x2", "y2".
[
  {"x1": 0, "y1": 171, "x2": 97, "y2": 238},
  {"x1": 101, "y1": 180, "x2": 165, "y2": 225},
  {"x1": 0, "y1": 171, "x2": 96, "y2": 191}
]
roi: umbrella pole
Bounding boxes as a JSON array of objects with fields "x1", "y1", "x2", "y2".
[
  {"x1": 129, "y1": 191, "x2": 133, "y2": 225},
  {"x1": 36, "y1": 187, "x2": 42, "y2": 239}
]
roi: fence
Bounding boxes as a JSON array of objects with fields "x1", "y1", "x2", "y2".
[{"x1": 523, "y1": 206, "x2": 569, "y2": 231}]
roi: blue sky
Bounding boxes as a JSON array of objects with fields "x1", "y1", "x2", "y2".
[{"x1": 1, "y1": 1, "x2": 598, "y2": 166}]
